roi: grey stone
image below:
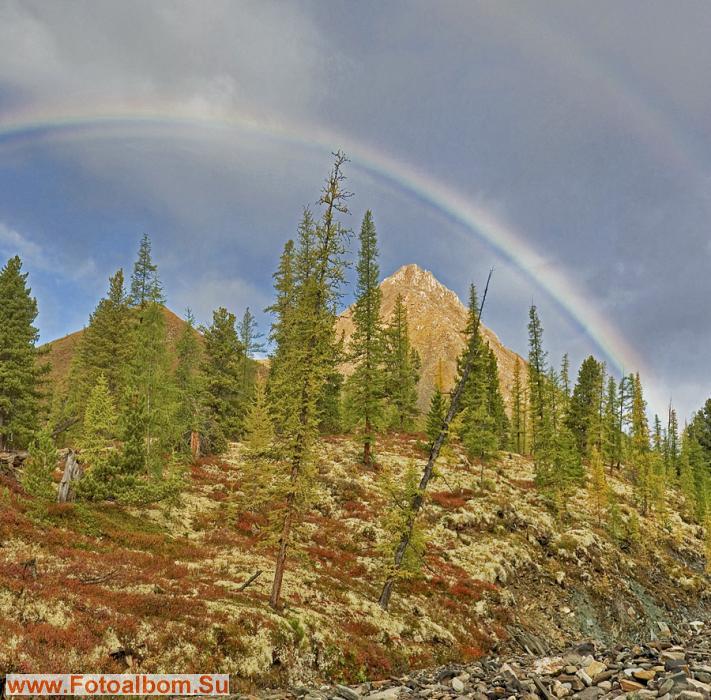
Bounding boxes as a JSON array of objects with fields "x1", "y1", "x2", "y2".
[{"x1": 335, "y1": 686, "x2": 360, "y2": 700}]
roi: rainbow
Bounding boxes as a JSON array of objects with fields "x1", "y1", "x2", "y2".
[{"x1": 0, "y1": 101, "x2": 655, "y2": 398}]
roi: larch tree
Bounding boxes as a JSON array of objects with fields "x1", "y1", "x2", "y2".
[
  {"x1": 21, "y1": 430, "x2": 58, "y2": 501},
  {"x1": 588, "y1": 446, "x2": 608, "y2": 526},
  {"x1": 378, "y1": 271, "x2": 493, "y2": 611},
  {"x1": 238, "y1": 307, "x2": 263, "y2": 399},
  {"x1": 0, "y1": 256, "x2": 47, "y2": 450},
  {"x1": 243, "y1": 378, "x2": 274, "y2": 456},
  {"x1": 266, "y1": 238, "x2": 296, "y2": 386},
  {"x1": 383, "y1": 294, "x2": 420, "y2": 431},
  {"x1": 346, "y1": 210, "x2": 385, "y2": 465},
  {"x1": 79, "y1": 374, "x2": 117, "y2": 467},
  {"x1": 267, "y1": 152, "x2": 352, "y2": 609}
]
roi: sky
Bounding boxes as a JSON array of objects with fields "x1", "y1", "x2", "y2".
[{"x1": 1, "y1": 1, "x2": 710, "y2": 419}]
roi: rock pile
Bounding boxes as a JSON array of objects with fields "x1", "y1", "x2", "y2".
[{"x1": 288, "y1": 621, "x2": 711, "y2": 700}]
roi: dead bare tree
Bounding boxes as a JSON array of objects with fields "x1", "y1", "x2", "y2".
[{"x1": 378, "y1": 270, "x2": 493, "y2": 611}]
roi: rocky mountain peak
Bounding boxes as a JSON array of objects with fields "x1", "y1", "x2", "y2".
[{"x1": 337, "y1": 264, "x2": 524, "y2": 413}]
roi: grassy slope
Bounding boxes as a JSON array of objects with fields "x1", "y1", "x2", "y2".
[{"x1": 0, "y1": 435, "x2": 708, "y2": 690}]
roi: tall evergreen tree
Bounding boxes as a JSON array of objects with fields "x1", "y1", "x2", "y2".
[
  {"x1": 126, "y1": 298, "x2": 173, "y2": 472},
  {"x1": 174, "y1": 311, "x2": 206, "y2": 456},
  {"x1": 511, "y1": 357, "x2": 527, "y2": 454},
  {"x1": 560, "y1": 353, "x2": 571, "y2": 400},
  {"x1": 129, "y1": 234, "x2": 163, "y2": 307},
  {"x1": 616, "y1": 374, "x2": 633, "y2": 470},
  {"x1": 527, "y1": 304, "x2": 547, "y2": 449},
  {"x1": 0, "y1": 256, "x2": 47, "y2": 450},
  {"x1": 346, "y1": 210, "x2": 385, "y2": 465},
  {"x1": 666, "y1": 404, "x2": 680, "y2": 478},
  {"x1": 567, "y1": 355, "x2": 604, "y2": 456},
  {"x1": 602, "y1": 375, "x2": 620, "y2": 470},
  {"x1": 123, "y1": 238, "x2": 175, "y2": 472},
  {"x1": 74, "y1": 269, "x2": 132, "y2": 398},
  {"x1": 382, "y1": 294, "x2": 420, "y2": 430},
  {"x1": 629, "y1": 373, "x2": 652, "y2": 514},
  {"x1": 202, "y1": 307, "x2": 246, "y2": 450},
  {"x1": 267, "y1": 152, "x2": 352, "y2": 609}
]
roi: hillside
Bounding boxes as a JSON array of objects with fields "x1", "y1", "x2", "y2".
[
  {"x1": 44, "y1": 266, "x2": 523, "y2": 415},
  {"x1": 1, "y1": 436, "x2": 708, "y2": 686},
  {"x1": 337, "y1": 264, "x2": 524, "y2": 412},
  {"x1": 43, "y1": 307, "x2": 195, "y2": 388}
]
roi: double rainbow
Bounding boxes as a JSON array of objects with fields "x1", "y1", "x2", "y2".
[{"x1": 0, "y1": 101, "x2": 650, "y2": 391}]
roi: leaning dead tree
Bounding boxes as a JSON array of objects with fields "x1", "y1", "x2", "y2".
[
  {"x1": 57, "y1": 450, "x2": 83, "y2": 503},
  {"x1": 378, "y1": 270, "x2": 493, "y2": 611}
]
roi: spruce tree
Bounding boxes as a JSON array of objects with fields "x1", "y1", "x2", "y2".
[
  {"x1": 511, "y1": 357, "x2": 526, "y2": 454},
  {"x1": 267, "y1": 152, "x2": 352, "y2": 609},
  {"x1": 602, "y1": 375, "x2": 620, "y2": 471},
  {"x1": 527, "y1": 304, "x2": 547, "y2": 449},
  {"x1": 174, "y1": 311, "x2": 206, "y2": 456},
  {"x1": 126, "y1": 298, "x2": 173, "y2": 472},
  {"x1": 560, "y1": 353, "x2": 571, "y2": 400},
  {"x1": 0, "y1": 256, "x2": 47, "y2": 450},
  {"x1": 616, "y1": 374, "x2": 633, "y2": 470},
  {"x1": 383, "y1": 294, "x2": 420, "y2": 430},
  {"x1": 567, "y1": 356, "x2": 604, "y2": 456},
  {"x1": 453, "y1": 287, "x2": 507, "y2": 465},
  {"x1": 629, "y1": 373, "x2": 652, "y2": 514},
  {"x1": 129, "y1": 234, "x2": 163, "y2": 307},
  {"x1": 666, "y1": 405, "x2": 680, "y2": 478},
  {"x1": 426, "y1": 387, "x2": 446, "y2": 449},
  {"x1": 346, "y1": 210, "x2": 385, "y2": 465},
  {"x1": 202, "y1": 307, "x2": 246, "y2": 450},
  {"x1": 74, "y1": 269, "x2": 132, "y2": 398}
]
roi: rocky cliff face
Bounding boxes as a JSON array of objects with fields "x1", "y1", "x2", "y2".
[{"x1": 336, "y1": 264, "x2": 524, "y2": 413}]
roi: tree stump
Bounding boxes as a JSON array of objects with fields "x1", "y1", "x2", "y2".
[{"x1": 57, "y1": 451, "x2": 83, "y2": 503}]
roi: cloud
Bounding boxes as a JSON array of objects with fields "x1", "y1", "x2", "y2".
[
  {"x1": 0, "y1": 0, "x2": 325, "y2": 117},
  {"x1": 0, "y1": 222, "x2": 47, "y2": 267}
]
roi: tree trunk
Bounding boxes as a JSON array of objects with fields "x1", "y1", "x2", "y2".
[
  {"x1": 57, "y1": 451, "x2": 82, "y2": 503},
  {"x1": 363, "y1": 415, "x2": 372, "y2": 467},
  {"x1": 190, "y1": 431, "x2": 201, "y2": 462},
  {"x1": 270, "y1": 463, "x2": 299, "y2": 609},
  {"x1": 378, "y1": 270, "x2": 493, "y2": 611}
]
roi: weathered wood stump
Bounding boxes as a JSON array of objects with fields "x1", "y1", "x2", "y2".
[{"x1": 57, "y1": 450, "x2": 83, "y2": 503}]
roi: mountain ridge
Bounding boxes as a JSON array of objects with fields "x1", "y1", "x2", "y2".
[{"x1": 337, "y1": 263, "x2": 524, "y2": 413}]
